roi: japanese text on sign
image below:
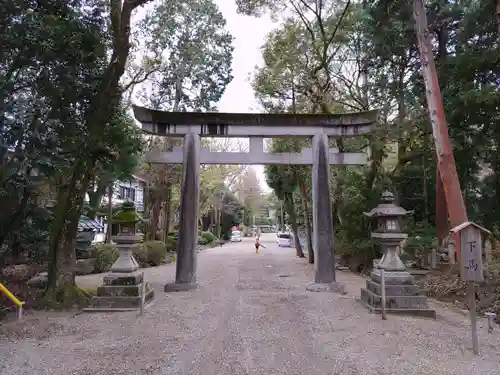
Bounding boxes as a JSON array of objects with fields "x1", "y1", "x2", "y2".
[{"x1": 459, "y1": 226, "x2": 484, "y2": 282}]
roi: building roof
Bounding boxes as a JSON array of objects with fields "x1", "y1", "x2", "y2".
[{"x1": 78, "y1": 216, "x2": 104, "y2": 232}]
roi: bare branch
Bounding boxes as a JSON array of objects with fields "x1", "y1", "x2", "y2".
[
  {"x1": 326, "y1": 1, "x2": 351, "y2": 47},
  {"x1": 290, "y1": 0, "x2": 316, "y2": 45},
  {"x1": 122, "y1": 64, "x2": 160, "y2": 93}
]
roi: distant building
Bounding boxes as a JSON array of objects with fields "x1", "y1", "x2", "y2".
[
  {"x1": 94, "y1": 174, "x2": 147, "y2": 241},
  {"x1": 103, "y1": 174, "x2": 147, "y2": 213}
]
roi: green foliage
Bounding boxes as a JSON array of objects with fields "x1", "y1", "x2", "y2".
[
  {"x1": 265, "y1": 138, "x2": 302, "y2": 200},
  {"x1": 132, "y1": 240, "x2": 169, "y2": 267},
  {"x1": 144, "y1": 241, "x2": 169, "y2": 266},
  {"x1": 0, "y1": 0, "x2": 107, "y2": 255},
  {"x1": 166, "y1": 233, "x2": 178, "y2": 252},
  {"x1": 200, "y1": 231, "x2": 216, "y2": 243},
  {"x1": 131, "y1": 243, "x2": 148, "y2": 267},
  {"x1": 197, "y1": 236, "x2": 210, "y2": 246},
  {"x1": 90, "y1": 244, "x2": 119, "y2": 273},
  {"x1": 138, "y1": 0, "x2": 234, "y2": 111},
  {"x1": 405, "y1": 222, "x2": 437, "y2": 258}
]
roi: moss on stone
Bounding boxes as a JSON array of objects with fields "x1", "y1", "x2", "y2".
[{"x1": 111, "y1": 200, "x2": 144, "y2": 224}]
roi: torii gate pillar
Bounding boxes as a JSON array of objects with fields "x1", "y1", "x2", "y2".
[
  {"x1": 164, "y1": 132, "x2": 201, "y2": 292},
  {"x1": 306, "y1": 133, "x2": 345, "y2": 293}
]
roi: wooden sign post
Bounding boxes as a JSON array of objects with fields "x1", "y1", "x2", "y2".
[{"x1": 450, "y1": 222, "x2": 491, "y2": 356}]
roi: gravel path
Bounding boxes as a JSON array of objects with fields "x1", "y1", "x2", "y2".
[{"x1": 1, "y1": 234, "x2": 500, "y2": 375}]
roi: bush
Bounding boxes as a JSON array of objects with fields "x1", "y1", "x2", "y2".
[
  {"x1": 131, "y1": 243, "x2": 148, "y2": 267},
  {"x1": 144, "y1": 241, "x2": 169, "y2": 266},
  {"x1": 132, "y1": 241, "x2": 169, "y2": 267},
  {"x1": 197, "y1": 236, "x2": 210, "y2": 246},
  {"x1": 90, "y1": 244, "x2": 119, "y2": 273},
  {"x1": 166, "y1": 233, "x2": 177, "y2": 251},
  {"x1": 200, "y1": 231, "x2": 216, "y2": 243}
]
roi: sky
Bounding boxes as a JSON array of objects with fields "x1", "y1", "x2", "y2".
[
  {"x1": 133, "y1": 1, "x2": 276, "y2": 192},
  {"x1": 214, "y1": 1, "x2": 276, "y2": 192}
]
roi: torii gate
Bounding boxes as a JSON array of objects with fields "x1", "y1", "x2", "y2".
[{"x1": 133, "y1": 105, "x2": 378, "y2": 293}]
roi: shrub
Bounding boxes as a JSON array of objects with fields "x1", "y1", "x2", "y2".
[
  {"x1": 197, "y1": 236, "x2": 210, "y2": 246},
  {"x1": 144, "y1": 241, "x2": 168, "y2": 266},
  {"x1": 132, "y1": 241, "x2": 169, "y2": 267},
  {"x1": 131, "y1": 243, "x2": 149, "y2": 267},
  {"x1": 200, "y1": 231, "x2": 216, "y2": 243},
  {"x1": 90, "y1": 244, "x2": 119, "y2": 273},
  {"x1": 166, "y1": 233, "x2": 177, "y2": 251}
]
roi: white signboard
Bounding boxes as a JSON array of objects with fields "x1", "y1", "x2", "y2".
[{"x1": 459, "y1": 225, "x2": 484, "y2": 282}]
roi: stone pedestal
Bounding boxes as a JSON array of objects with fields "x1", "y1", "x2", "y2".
[
  {"x1": 165, "y1": 132, "x2": 200, "y2": 292},
  {"x1": 307, "y1": 133, "x2": 345, "y2": 293},
  {"x1": 360, "y1": 268, "x2": 436, "y2": 318},
  {"x1": 86, "y1": 235, "x2": 154, "y2": 312}
]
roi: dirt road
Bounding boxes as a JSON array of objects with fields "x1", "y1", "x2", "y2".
[{"x1": 1, "y1": 234, "x2": 500, "y2": 375}]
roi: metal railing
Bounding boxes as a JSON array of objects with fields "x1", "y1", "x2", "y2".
[{"x1": 0, "y1": 282, "x2": 24, "y2": 319}]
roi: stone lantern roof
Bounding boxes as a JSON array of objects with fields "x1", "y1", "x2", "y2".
[
  {"x1": 111, "y1": 200, "x2": 144, "y2": 224},
  {"x1": 363, "y1": 190, "x2": 414, "y2": 218}
]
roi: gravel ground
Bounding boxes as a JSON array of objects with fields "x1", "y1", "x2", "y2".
[{"x1": 1, "y1": 234, "x2": 500, "y2": 375}]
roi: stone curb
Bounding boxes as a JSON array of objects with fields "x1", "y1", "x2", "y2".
[{"x1": 428, "y1": 298, "x2": 470, "y2": 317}]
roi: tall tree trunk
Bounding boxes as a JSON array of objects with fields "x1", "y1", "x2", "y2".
[
  {"x1": 88, "y1": 179, "x2": 108, "y2": 219},
  {"x1": 299, "y1": 181, "x2": 314, "y2": 263},
  {"x1": 44, "y1": 0, "x2": 154, "y2": 307},
  {"x1": 165, "y1": 185, "x2": 172, "y2": 234},
  {"x1": 284, "y1": 193, "x2": 305, "y2": 258},
  {"x1": 217, "y1": 205, "x2": 223, "y2": 238},
  {"x1": 149, "y1": 196, "x2": 161, "y2": 240},
  {"x1": 47, "y1": 163, "x2": 91, "y2": 305},
  {"x1": 151, "y1": 183, "x2": 164, "y2": 238},
  {"x1": 106, "y1": 182, "x2": 113, "y2": 243},
  {"x1": 161, "y1": 182, "x2": 172, "y2": 242},
  {"x1": 143, "y1": 183, "x2": 155, "y2": 240},
  {"x1": 0, "y1": 185, "x2": 30, "y2": 250}
]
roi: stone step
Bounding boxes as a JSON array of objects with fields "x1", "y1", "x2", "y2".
[
  {"x1": 103, "y1": 272, "x2": 143, "y2": 286},
  {"x1": 361, "y1": 288, "x2": 431, "y2": 310},
  {"x1": 90, "y1": 288, "x2": 154, "y2": 309},
  {"x1": 357, "y1": 297, "x2": 436, "y2": 319},
  {"x1": 365, "y1": 280, "x2": 422, "y2": 297},
  {"x1": 90, "y1": 295, "x2": 142, "y2": 309},
  {"x1": 97, "y1": 284, "x2": 143, "y2": 297},
  {"x1": 370, "y1": 270, "x2": 415, "y2": 285}
]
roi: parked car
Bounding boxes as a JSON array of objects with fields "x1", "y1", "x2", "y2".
[
  {"x1": 230, "y1": 230, "x2": 243, "y2": 242},
  {"x1": 276, "y1": 232, "x2": 293, "y2": 247}
]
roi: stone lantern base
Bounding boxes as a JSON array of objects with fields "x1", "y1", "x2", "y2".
[
  {"x1": 359, "y1": 268, "x2": 436, "y2": 318},
  {"x1": 84, "y1": 236, "x2": 155, "y2": 312},
  {"x1": 86, "y1": 272, "x2": 155, "y2": 311}
]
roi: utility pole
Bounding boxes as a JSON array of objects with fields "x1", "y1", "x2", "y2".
[{"x1": 412, "y1": 0, "x2": 468, "y2": 259}]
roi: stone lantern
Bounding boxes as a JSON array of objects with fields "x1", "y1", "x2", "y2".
[
  {"x1": 87, "y1": 201, "x2": 154, "y2": 311},
  {"x1": 363, "y1": 190, "x2": 413, "y2": 271},
  {"x1": 359, "y1": 190, "x2": 435, "y2": 318},
  {"x1": 109, "y1": 200, "x2": 142, "y2": 273}
]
